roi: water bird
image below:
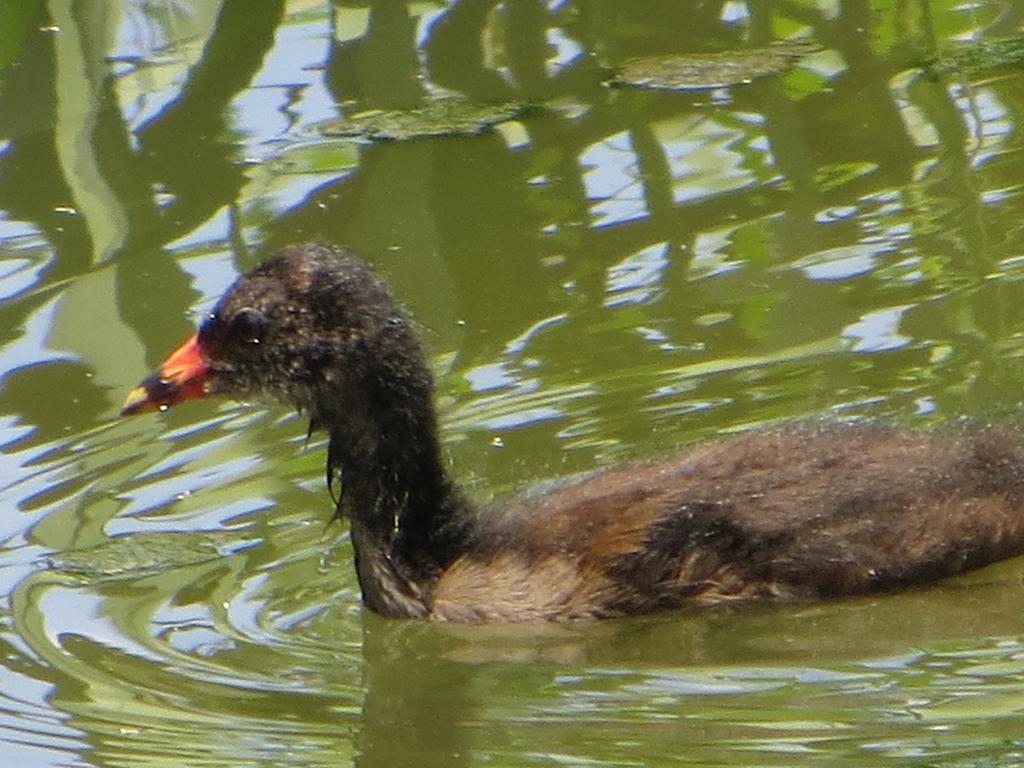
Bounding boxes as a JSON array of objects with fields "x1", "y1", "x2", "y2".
[{"x1": 123, "y1": 243, "x2": 1024, "y2": 621}]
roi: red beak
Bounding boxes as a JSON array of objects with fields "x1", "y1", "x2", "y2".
[{"x1": 122, "y1": 334, "x2": 212, "y2": 415}]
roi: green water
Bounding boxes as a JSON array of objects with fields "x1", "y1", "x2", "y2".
[{"x1": 4, "y1": 1, "x2": 1024, "y2": 765}]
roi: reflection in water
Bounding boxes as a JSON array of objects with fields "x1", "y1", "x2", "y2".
[{"x1": 3, "y1": 0, "x2": 1024, "y2": 765}]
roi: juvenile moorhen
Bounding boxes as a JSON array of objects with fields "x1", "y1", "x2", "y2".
[{"x1": 123, "y1": 243, "x2": 1024, "y2": 622}]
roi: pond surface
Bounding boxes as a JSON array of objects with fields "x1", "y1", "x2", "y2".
[{"x1": 4, "y1": 1, "x2": 1024, "y2": 766}]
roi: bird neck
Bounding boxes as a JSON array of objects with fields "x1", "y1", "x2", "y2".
[{"x1": 319, "y1": 342, "x2": 471, "y2": 617}]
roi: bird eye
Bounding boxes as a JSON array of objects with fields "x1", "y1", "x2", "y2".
[{"x1": 229, "y1": 308, "x2": 269, "y2": 345}]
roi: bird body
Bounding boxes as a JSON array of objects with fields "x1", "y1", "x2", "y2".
[
  {"x1": 429, "y1": 424, "x2": 1024, "y2": 621},
  {"x1": 123, "y1": 244, "x2": 1024, "y2": 622}
]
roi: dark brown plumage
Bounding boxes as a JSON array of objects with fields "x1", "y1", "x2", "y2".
[{"x1": 123, "y1": 243, "x2": 1024, "y2": 622}]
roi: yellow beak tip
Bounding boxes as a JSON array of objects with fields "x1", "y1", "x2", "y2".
[{"x1": 121, "y1": 385, "x2": 155, "y2": 416}]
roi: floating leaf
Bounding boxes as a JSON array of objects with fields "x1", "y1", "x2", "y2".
[
  {"x1": 926, "y1": 36, "x2": 1024, "y2": 75},
  {"x1": 320, "y1": 98, "x2": 531, "y2": 141},
  {"x1": 50, "y1": 531, "x2": 248, "y2": 581},
  {"x1": 608, "y1": 41, "x2": 821, "y2": 92}
]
